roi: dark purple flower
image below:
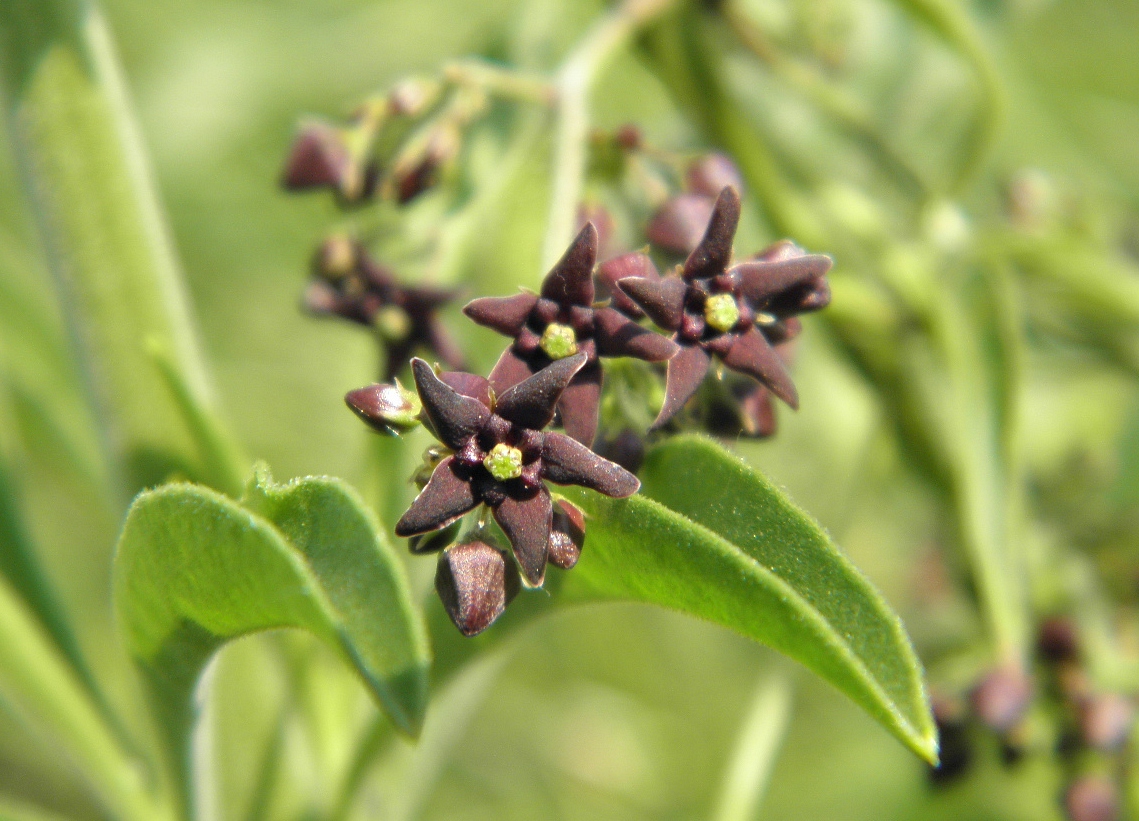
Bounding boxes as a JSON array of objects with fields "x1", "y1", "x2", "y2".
[
  {"x1": 463, "y1": 224, "x2": 678, "y2": 445},
  {"x1": 305, "y1": 239, "x2": 465, "y2": 380},
  {"x1": 618, "y1": 187, "x2": 832, "y2": 429},
  {"x1": 391, "y1": 355, "x2": 639, "y2": 587},
  {"x1": 595, "y1": 252, "x2": 660, "y2": 320}
]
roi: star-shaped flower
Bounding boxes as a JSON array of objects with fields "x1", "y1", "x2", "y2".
[
  {"x1": 618, "y1": 186, "x2": 832, "y2": 429},
  {"x1": 463, "y1": 224, "x2": 678, "y2": 444},
  {"x1": 304, "y1": 238, "x2": 465, "y2": 380},
  {"x1": 390, "y1": 354, "x2": 640, "y2": 587}
]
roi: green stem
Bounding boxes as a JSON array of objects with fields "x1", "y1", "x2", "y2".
[
  {"x1": 0, "y1": 0, "x2": 219, "y2": 497},
  {"x1": 443, "y1": 59, "x2": 556, "y2": 106},
  {"x1": 890, "y1": 0, "x2": 1003, "y2": 192},
  {"x1": 542, "y1": 0, "x2": 679, "y2": 268},
  {"x1": 712, "y1": 673, "x2": 793, "y2": 821},
  {"x1": 0, "y1": 572, "x2": 174, "y2": 821}
]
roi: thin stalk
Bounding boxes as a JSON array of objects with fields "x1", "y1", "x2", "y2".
[
  {"x1": 542, "y1": 0, "x2": 679, "y2": 268},
  {"x1": 0, "y1": 572, "x2": 174, "y2": 821},
  {"x1": 443, "y1": 59, "x2": 556, "y2": 106}
]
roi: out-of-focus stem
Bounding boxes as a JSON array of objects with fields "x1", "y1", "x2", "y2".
[{"x1": 543, "y1": 0, "x2": 679, "y2": 268}]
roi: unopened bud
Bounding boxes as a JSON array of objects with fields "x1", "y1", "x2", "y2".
[
  {"x1": 614, "y1": 124, "x2": 642, "y2": 151},
  {"x1": 1064, "y1": 776, "x2": 1119, "y2": 821},
  {"x1": 435, "y1": 541, "x2": 521, "y2": 637},
  {"x1": 1079, "y1": 693, "x2": 1134, "y2": 752},
  {"x1": 282, "y1": 120, "x2": 351, "y2": 190},
  {"x1": 1037, "y1": 617, "x2": 1081, "y2": 664},
  {"x1": 686, "y1": 153, "x2": 743, "y2": 200},
  {"x1": 647, "y1": 194, "x2": 716, "y2": 255},
  {"x1": 548, "y1": 500, "x2": 586, "y2": 569},
  {"x1": 970, "y1": 664, "x2": 1032, "y2": 735},
  {"x1": 344, "y1": 382, "x2": 422, "y2": 435}
]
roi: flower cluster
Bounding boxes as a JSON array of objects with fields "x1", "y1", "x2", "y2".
[{"x1": 285, "y1": 109, "x2": 836, "y2": 634}]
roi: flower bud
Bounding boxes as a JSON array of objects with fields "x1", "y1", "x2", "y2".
[
  {"x1": 685, "y1": 153, "x2": 742, "y2": 200},
  {"x1": 647, "y1": 194, "x2": 716, "y2": 255},
  {"x1": 435, "y1": 541, "x2": 521, "y2": 637},
  {"x1": 1064, "y1": 776, "x2": 1119, "y2": 821},
  {"x1": 282, "y1": 120, "x2": 377, "y2": 202},
  {"x1": 1079, "y1": 693, "x2": 1134, "y2": 752},
  {"x1": 1037, "y1": 617, "x2": 1081, "y2": 664},
  {"x1": 594, "y1": 429, "x2": 646, "y2": 474},
  {"x1": 548, "y1": 500, "x2": 586, "y2": 570},
  {"x1": 970, "y1": 664, "x2": 1032, "y2": 735},
  {"x1": 345, "y1": 381, "x2": 422, "y2": 436}
]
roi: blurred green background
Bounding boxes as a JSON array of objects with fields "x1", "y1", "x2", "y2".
[{"x1": 2, "y1": 0, "x2": 1139, "y2": 818}]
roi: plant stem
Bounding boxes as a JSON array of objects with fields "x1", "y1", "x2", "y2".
[
  {"x1": 443, "y1": 59, "x2": 556, "y2": 106},
  {"x1": 0, "y1": 0, "x2": 219, "y2": 498},
  {"x1": 542, "y1": 0, "x2": 679, "y2": 268}
]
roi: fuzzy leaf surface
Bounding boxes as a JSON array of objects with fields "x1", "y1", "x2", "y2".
[{"x1": 562, "y1": 435, "x2": 936, "y2": 763}]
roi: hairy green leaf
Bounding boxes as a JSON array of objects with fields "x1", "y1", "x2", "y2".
[
  {"x1": 114, "y1": 473, "x2": 430, "y2": 810},
  {"x1": 562, "y1": 435, "x2": 936, "y2": 763}
]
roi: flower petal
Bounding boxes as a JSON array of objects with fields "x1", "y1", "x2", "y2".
[
  {"x1": 541, "y1": 223, "x2": 597, "y2": 307},
  {"x1": 556, "y1": 359, "x2": 602, "y2": 445},
  {"x1": 542, "y1": 432, "x2": 640, "y2": 497},
  {"x1": 739, "y1": 385, "x2": 777, "y2": 438},
  {"x1": 616, "y1": 276, "x2": 687, "y2": 331},
  {"x1": 462, "y1": 292, "x2": 539, "y2": 336},
  {"x1": 395, "y1": 457, "x2": 479, "y2": 536},
  {"x1": 596, "y1": 252, "x2": 659, "y2": 318},
  {"x1": 733, "y1": 255, "x2": 832, "y2": 306},
  {"x1": 548, "y1": 500, "x2": 586, "y2": 570},
  {"x1": 593, "y1": 307, "x2": 679, "y2": 362},
  {"x1": 410, "y1": 358, "x2": 491, "y2": 450},
  {"x1": 492, "y1": 488, "x2": 552, "y2": 587},
  {"x1": 424, "y1": 320, "x2": 467, "y2": 371},
  {"x1": 438, "y1": 371, "x2": 493, "y2": 407},
  {"x1": 381, "y1": 339, "x2": 415, "y2": 382},
  {"x1": 722, "y1": 326, "x2": 799, "y2": 409},
  {"x1": 495, "y1": 353, "x2": 588, "y2": 431},
  {"x1": 652, "y1": 343, "x2": 711, "y2": 429},
  {"x1": 487, "y1": 347, "x2": 535, "y2": 395},
  {"x1": 683, "y1": 186, "x2": 741, "y2": 280}
]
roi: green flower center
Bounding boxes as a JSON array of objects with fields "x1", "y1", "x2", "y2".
[
  {"x1": 483, "y1": 443, "x2": 523, "y2": 481},
  {"x1": 704, "y1": 294, "x2": 740, "y2": 332},
  {"x1": 375, "y1": 305, "x2": 411, "y2": 341},
  {"x1": 539, "y1": 323, "x2": 579, "y2": 360}
]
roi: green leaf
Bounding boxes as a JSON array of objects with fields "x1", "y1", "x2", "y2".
[
  {"x1": 0, "y1": 1, "x2": 218, "y2": 495},
  {"x1": 561, "y1": 435, "x2": 937, "y2": 764},
  {"x1": 114, "y1": 472, "x2": 430, "y2": 812}
]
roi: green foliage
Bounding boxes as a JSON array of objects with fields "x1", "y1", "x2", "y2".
[
  {"x1": 564, "y1": 435, "x2": 936, "y2": 762},
  {"x1": 114, "y1": 471, "x2": 428, "y2": 810}
]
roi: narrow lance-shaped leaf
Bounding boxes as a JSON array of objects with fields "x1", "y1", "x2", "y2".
[
  {"x1": 560, "y1": 435, "x2": 936, "y2": 763},
  {"x1": 0, "y1": 0, "x2": 216, "y2": 495},
  {"x1": 114, "y1": 471, "x2": 430, "y2": 814}
]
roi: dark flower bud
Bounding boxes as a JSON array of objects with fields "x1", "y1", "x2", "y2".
[
  {"x1": 614, "y1": 124, "x2": 642, "y2": 151},
  {"x1": 1079, "y1": 693, "x2": 1134, "y2": 752},
  {"x1": 435, "y1": 541, "x2": 521, "y2": 637},
  {"x1": 685, "y1": 153, "x2": 743, "y2": 200},
  {"x1": 344, "y1": 381, "x2": 422, "y2": 436},
  {"x1": 408, "y1": 520, "x2": 461, "y2": 555},
  {"x1": 282, "y1": 119, "x2": 376, "y2": 202},
  {"x1": 646, "y1": 193, "x2": 716, "y2": 255},
  {"x1": 548, "y1": 500, "x2": 586, "y2": 570},
  {"x1": 929, "y1": 692, "x2": 972, "y2": 785},
  {"x1": 391, "y1": 124, "x2": 460, "y2": 204},
  {"x1": 1064, "y1": 776, "x2": 1119, "y2": 821},
  {"x1": 970, "y1": 664, "x2": 1033, "y2": 735},
  {"x1": 1037, "y1": 617, "x2": 1081, "y2": 664}
]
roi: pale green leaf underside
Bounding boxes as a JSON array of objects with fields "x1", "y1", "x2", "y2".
[
  {"x1": 113, "y1": 474, "x2": 430, "y2": 770},
  {"x1": 562, "y1": 435, "x2": 936, "y2": 764}
]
